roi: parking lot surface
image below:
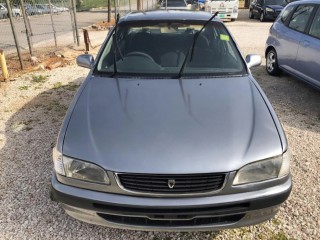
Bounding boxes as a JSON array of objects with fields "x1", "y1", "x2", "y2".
[{"x1": 0, "y1": 9, "x2": 319, "y2": 240}]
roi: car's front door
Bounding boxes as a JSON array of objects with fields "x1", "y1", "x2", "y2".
[
  {"x1": 295, "y1": 6, "x2": 320, "y2": 87},
  {"x1": 277, "y1": 4, "x2": 315, "y2": 73}
]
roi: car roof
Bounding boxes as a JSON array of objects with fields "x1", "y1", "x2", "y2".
[
  {"x1": 120, "y1": 10, "x2": 221, "y2": 23},
  {"x1": 288, "y1": 0, "x2": 320, "y2": 5}
]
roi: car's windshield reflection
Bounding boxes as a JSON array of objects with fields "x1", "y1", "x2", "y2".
[{"x1": 96, "y1": 21, "x2": 246, "y2": 77}]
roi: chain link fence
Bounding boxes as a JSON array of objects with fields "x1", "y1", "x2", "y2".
[{"x1": 0, "y1": 0, "x2": 156, "y2": 80}]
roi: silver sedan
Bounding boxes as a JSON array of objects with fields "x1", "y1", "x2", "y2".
[{"x1": 50, "y1": 10, "x2": 291, "y2": 231}]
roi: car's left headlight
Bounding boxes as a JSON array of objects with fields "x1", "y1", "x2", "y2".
[
  {"x1": 233, "y1": 150, "x2": 290, "y2": 185},
  {"x1": 53, "y1": 147, "x2": 110, "y2": 184},
  {"x1": 266, "y1": 7, "x2": 274, "y2": 12}
]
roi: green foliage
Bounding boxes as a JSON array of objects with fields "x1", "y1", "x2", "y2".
[
  {"x1": 19, "y1": 86, "x2": 29, "y2": 90},
  {"x1": 53, "y1": 82, "x2": 63, "y2": 89},
  {"x1": 32, "y1": 74, "x2": 48, "y2": 83}
]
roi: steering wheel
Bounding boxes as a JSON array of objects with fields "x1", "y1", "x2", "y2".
[{"x1": 125, "y1": 52, "x2": 155, "y2": 62}]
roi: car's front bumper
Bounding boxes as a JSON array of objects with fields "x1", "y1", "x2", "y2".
[{"x1": 51, "y1": 173, "x2": 291, "y2": 231}]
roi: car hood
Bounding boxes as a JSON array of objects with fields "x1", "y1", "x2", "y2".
[
  {"x1": 265, "y1": 5, "x2": 284, "y2": 10},
  {"x1": 63, "y1": 76, "x2": 282, "y2": 174}
]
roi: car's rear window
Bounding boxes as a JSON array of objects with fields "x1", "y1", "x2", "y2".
[{"x1": 96, "y1": 20, "x2": 246, "y2": 77}]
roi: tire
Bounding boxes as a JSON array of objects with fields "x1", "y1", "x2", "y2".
[
  {"x1": 249, "y1": 10, "x2": 254, "y2": 19},
  {"x1": 266, "y1": 49, "x2": 281, "y2": 76},
  {"x1": 260, "y1": 12, "x2": 265, "y2": 22},
  {"x1": 231, "y1": 18, "x2": 236, "y2": 22}
]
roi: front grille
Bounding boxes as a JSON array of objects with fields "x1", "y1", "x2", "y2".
[
  {"x1": 117, "y1": 173, "x2": 226, "y2": 194},
  {"x1": 97, "y1": 213, "x2": 245, "y2": 227}
]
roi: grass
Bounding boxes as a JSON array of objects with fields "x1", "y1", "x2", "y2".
[
  {"x1": 269, "y1": 231, "x2": 292, "y2": 240},
  {"x1": 77, "y1": 0, "x2": 136, "y2": 10},
  {"x1": 19, "y1": 86, "x2": 29, "y2": 90},
  {"x1": 31, "y1": 75, "x2": 48, "y2": 83},
  {"x1": 46, "y1": 100, "x2": 68, "y2": 115},
  {"x1": 77, "y1": 0, "x2": 107, "y2": 10},
  {"x1": 53, "y1": 82, "x2": 63, "y2": 89},
  {"x1": 65, "y1": 83, "x2": 80, "y2": 91}
]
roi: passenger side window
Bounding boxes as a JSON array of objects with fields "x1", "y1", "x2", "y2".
[
  {"x1": 309, "y1": 7, "x2": 320, "y2": 39},
  {"x1": 281, "y1": 5, "x2": 295, "y2": 23},
  {"x1": 288, "y1": 5, "x2": 314, "y2": 32}
]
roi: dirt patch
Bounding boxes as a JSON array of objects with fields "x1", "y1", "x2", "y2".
[{"x1": 0, "y1": 45, "x2": 101, "y2": 83}]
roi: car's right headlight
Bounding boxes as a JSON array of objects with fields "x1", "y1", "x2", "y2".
[
  {"x1": 233, "y1": 150, "x2": 291, "y2": 185},
  {"x1": 52, "y1": 147, "x2": 110, "y2": 184}
]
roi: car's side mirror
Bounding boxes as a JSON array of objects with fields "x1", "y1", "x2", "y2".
[
  {"x1": 245, "y1": 54, "x2": 262, "y2": 69},
  {"x1": 76, "y1": 54, "x2": 94, "y2": 69}
]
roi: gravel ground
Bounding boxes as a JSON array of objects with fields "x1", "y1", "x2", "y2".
[{"x1": 0, "y1": 9, "x2": 319, "y2": 240}]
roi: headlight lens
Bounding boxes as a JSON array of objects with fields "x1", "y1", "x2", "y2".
[
  {"x1": 279, "y1": 150, "x2": 291, "y2": 177},
  {"x1": 266, "y1": 7, "x2": 274, "y2": 12},
  {"x1": 52, "y1": 148, "x2": 110, "y2": 185},
  {"x1": 63, "y1": 156, "x2": 110, "y2": 184},
  {"x1": 233, "y1": 151, "x2": 290, "y2": 185},
  {"x1": 53, "y1": 147, "x2": 65, "y2": 176}
]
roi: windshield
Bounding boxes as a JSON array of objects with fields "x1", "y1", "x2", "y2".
[
  {"x1": 96, "y1": 20, "x2": 246, "y2": 77},
  {"x1": 265, "y1": 0, "x2": 287, "y2": 6}
]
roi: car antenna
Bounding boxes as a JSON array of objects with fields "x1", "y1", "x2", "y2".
[
  {"x1": 176, "y1": 11, "x2": 219, "y2": 79},
  {"x1": 111, "y1": 14, "x2": 124, "y2": 77}
]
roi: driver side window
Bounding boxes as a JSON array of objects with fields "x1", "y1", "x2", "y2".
[{"x1": 288, "y1": 5, "x2": 314, "y2": 32}]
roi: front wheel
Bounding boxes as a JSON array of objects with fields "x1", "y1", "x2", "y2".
[
  {"x1": 260, "y1": 12, "x2": 265, "y2": 22},
  {"x1": 231, "y1": 18, "x2": 236, "y2": 22},
  {"x1": 266, "y1": 49, "x2": 281, "y2": 76}
]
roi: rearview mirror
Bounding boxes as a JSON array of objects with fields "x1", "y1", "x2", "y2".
[
  {"x1": 76, "y1": 54, "x2": 94, "y2": 69},
  {"x1": 245, "y1": 54, "x2": 262, "y2": 69}
]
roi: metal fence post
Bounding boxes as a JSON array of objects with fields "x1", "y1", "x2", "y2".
[
  {"x1": 69, "y1": 2, "x2": 77, "y2": 44},
  {"x1": 114, "y1": 0, "x2": 117, "y2": 19},
  {"x1": 108, "y1": 0, "x2": 111, "y2": 22},
  {"x1": 20, "y1": 0, "x2": 34, "y2": 56},
  {"x1": 71, "y1": 0, "x2": 80, "y2": 46},
  {"x1": 48, "y1": 0, "x2": 58, "y2": 48},
  {"x1": 4, "y1": 0, "x2": 24, "y2": 69}
]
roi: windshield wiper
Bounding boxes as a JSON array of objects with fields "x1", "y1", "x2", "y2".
[
  {"x1": 111, "y1": 14, "x2": 124, "y2": 77},
  {"x1": 176, "y1": 12, "x2": 219, "y2": 79}
]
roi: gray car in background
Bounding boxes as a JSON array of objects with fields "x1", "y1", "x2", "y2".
[
  {"x1": 51, "y1": 11, "x2": 291, "y2": 231},
  {"x1": 266, "y1": 0, "x2": 320, "y2": 89}
]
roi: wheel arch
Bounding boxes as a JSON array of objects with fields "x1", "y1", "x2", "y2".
[{"x1": 265, "y1": 45, "x2": 276, "y2": 59}]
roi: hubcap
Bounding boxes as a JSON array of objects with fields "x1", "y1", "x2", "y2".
[{"x1": 267, "y1": 52, "x2": 276, "y2": 72}]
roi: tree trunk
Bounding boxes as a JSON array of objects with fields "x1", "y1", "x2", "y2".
[{"x1": 137, "y1": 0, "x2": 142, "y2": 10}]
